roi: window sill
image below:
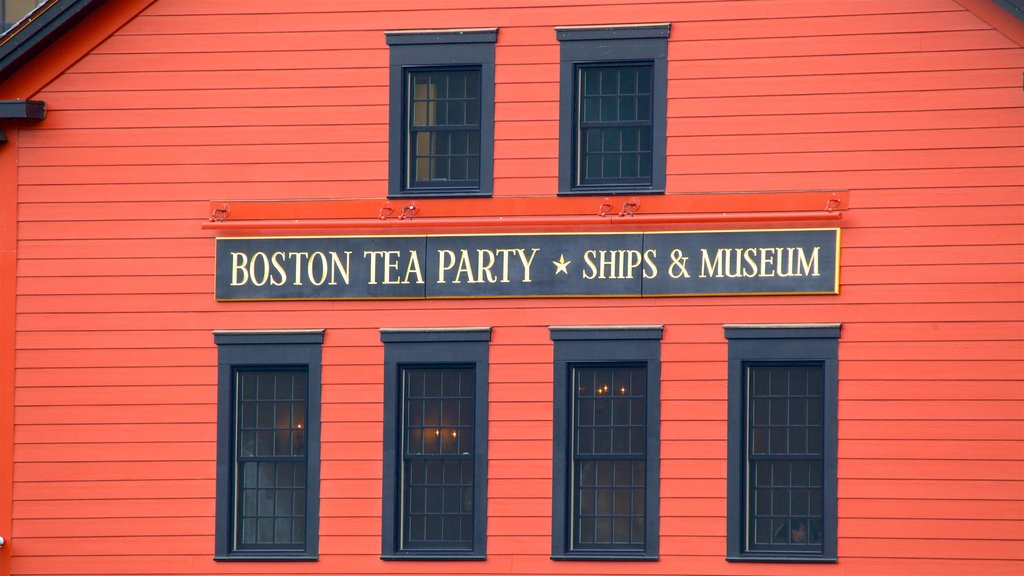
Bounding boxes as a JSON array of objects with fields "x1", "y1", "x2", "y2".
[
  {"x1": 727, "y1": 554, "x2": 837, "y2": 563},
  {"x1": 390, "y1": 189, "x2": 491, "y2": 199},
  {"x1": 559, "y1": 187, "x2": 664, "y2": 197},
  {"x1": 381, "y1": 552, "x2": 486, "y2": 560},
  {"x1": 214, "y1": 553, "x2": 318, "y2": 562},
  {"x1": 552, "y1": 552, "x2": 658, "y2": 561}
]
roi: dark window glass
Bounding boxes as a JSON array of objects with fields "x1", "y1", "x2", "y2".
[
  {"x1": 745, "y1": 364, "x2": 824, "y2": 553},
  {"x1": 401, "y1": 366, "x2": 475, "y2": 550},
  {"x1": 405, "y1": 68, "x2": 481, "y2": 190},
  {"x1": 233, "y1": 369, "x2": 307, "y2": 551},
  {"x1": 575, "y1": 64, "x2": 653, "y2": 187},
  {"x1": 571, "y1": 365, "x2": 647, "y2": 550}
]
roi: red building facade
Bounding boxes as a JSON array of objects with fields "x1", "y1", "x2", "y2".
[{"x1": 0, "y1": 1, "x2": 1022, "y2": 575}]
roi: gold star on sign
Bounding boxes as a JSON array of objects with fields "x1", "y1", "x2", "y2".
[{"x1": 553, "y1": 254, "x2": 571, "y2": 275}]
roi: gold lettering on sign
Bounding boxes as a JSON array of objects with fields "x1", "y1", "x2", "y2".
[
  {"x1": 454, "y1": 250, "x2": 477, "y2": 284},
  {"x1": 477, "y1": 249, "x2": 497, "y2": 283},
  {"x1": 643, "y1": 249, "x2": 658, "y2": 279},
  {"x1": 404, "y1": 250, "x2": 423, "y2": 285},
  {"x1": 223, "y1": 232, "x2": 834, "y2": 298},
  {"x1": 231, "y1": 252, "x2": 248, "y2": 286},
  {"x1": 798, "y1": 247, "x2": 820, "y2": 277},
  {"x1": 270, "y1": 252, "x2": 287, "y2": 286},
  {"x1": 330, "y1": 251, "x2": 352, "y2": 285},
  {"x1": 517, "y1": 248, "x2": 539, "y2": 283},
  {"x1": 308, "y1": 251, "x2": 328, "y2": 286},
  {"x1": 364, "y1": 250, "x2": 384, "y2": 285},
  {"x1": 288, "y1": 252, "x2": 308, "y2": 285},
  {"x1": 364, "y1": 250, "x2": 423, "y2": 285},
  {"x1": 699, "y1": 246, "x2": 821, "y2": 279},
  {"x1": 250, "y1": 252, "x2": 270, "y2": 286},
  {"x1": 233, "y1": 250, "x2": 355, "y2": 287},
  {"x1": 382, "y1": 250, "x2": 403, "y2": 285},
  {"x1": 582, "y1": 249, "x2": 655, "y2": 280},
  {"x1": 437, "y1": 250, "x2": 456, "y2": 284},
  {"x1": 437, "y1": 248, "x2": 539, "y2": 284}
]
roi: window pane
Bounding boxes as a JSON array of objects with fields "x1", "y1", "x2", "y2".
[{"x1": 620, "y1": 68, "x2": 637, "y2": 94}]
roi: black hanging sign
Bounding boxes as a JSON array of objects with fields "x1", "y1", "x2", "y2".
[{"x1": 216, "y1": 228, "x2": 839, "y2": 300}]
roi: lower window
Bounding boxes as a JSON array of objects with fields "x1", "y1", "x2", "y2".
[
  {"x1": 725, "y1": 325, "x2": 839, "y2": 562},
  {"x1": 381, "y1": 328, "x2": 490, "y2": 559},
  {"x1": 551, "y1": 326, "x2": 662, "y2": 560},
  {"x1": 214, "y1": 330, "x2": 323, "y2": 561}
]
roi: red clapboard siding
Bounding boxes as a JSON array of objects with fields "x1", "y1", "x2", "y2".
[
  {"x1": 843, "y1": 498, "x2": 1024, "y2": 520},
  {"x1": 5, "y1": 0, "x2": 1022, "y2": 575}
]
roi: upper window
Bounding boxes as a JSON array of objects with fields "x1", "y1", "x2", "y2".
[
  {"x1": 2, "y1": 0, "x2": 44, "y2": 33},
  {"x1": 381, "y1": 328, "x2": 491, "y2": 559},
  {"x1": 386, "y1": 29, "x2": 496, "y2": 198},
  {"x1": 0, "y1": 0, "x2": 104, "y2": 81},
  {"x1": 214, "y1": 330, "x2": 324, "y2": 561},
  {"x1": 556, "y1": 24, "x2": 669, "y2": 195},
  {"x1": 724, "y1": 324, "x2": 840, "y2": 563},
  {"x1": 550, "y1": 326, "x2": 662, "y2": 560}
]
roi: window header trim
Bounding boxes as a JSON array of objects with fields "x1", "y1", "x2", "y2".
[
  {"x1": 550, "y1": 326, "x2": 663, "y2": 342},
  {"x1": 380, "y1": 327, "x2": 491, "y2": 343},
  {"x1": 725, "y1": 325, "x2": 841, "y2": 341},
  {"x1": 555, "y1": 23, "x2": 670, "y2": 42},
  {"x1": 213, "y1": 330, "x2": 325, "y2": 346},
  {"x1": 386, "y1": 28, "x2": 497, "y2": 45}
]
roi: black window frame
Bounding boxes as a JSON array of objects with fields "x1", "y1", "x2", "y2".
[
  {"x1": 724, "y1": 324, "x2": 840, "y2": 563},
  {"x1": 386, "y1": 29, "x2": 496, "y2": 198},
  {"x1": 556, "y1": 24, "x2": 669, "y2": 196},
  {"x1": 214, "y1": 330, "x2": 324, "y2": 561},
  {"x1": 550, "y1": 326, "x2": 662, "y2": 560},
  {"x1": 381, "y1": 328, "x2": 491, "y2": 559}
]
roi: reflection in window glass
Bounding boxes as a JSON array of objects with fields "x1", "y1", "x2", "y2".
[{"x1": 1, "y1": 0, "x2": 45, "y2": 33}]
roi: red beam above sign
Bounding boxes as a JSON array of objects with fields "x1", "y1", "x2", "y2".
[{"x1": 204, "y1": 190, "x2": 848, "y2": 234}]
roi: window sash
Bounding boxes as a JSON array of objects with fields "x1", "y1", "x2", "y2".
[
  {"x1": 569, "y1": 363, "x2": 647, "y2": 552},
  {"x1": 404, "y1": 67, "x2": 482, "y2": 190},
  {"x1": 574, "y1": 63, "x2": 654, "y2": 187},
  {"x1": 232, "y1": 368, "x2": 308, "y2": 552},
  {"x1": 400, "y1": 366, "x2": 476, "y2": 551},
  {"x1": 743, "y1": 363, "x2": 826, "y2": 554}
]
